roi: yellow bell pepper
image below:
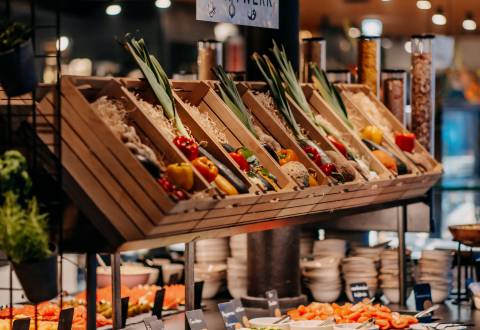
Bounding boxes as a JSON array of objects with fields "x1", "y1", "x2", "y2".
[
  {"x1": 362, "y1": 125, "x2": 383, "y2": 144},
  {"x1": 166, "y1": 163, "x2": 194, "y2": 191},
  {"x1": 214, "y1": 174, "x2": 238, "y2": 195}
]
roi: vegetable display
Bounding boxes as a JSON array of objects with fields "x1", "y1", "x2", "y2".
[
  {"x1": 287, "y1": 301, "x2": 418, "y2": 330},
  {"x1": 123, "y1": 35, "x2": 246, "y2": 196}
]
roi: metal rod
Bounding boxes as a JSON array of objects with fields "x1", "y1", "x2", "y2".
[
  {"x1": 9, "y1": 264, "x2": 12, "y2": 330},
  {"x1": 184, "y1": 241, "x2": 195, "y2": 328},
  {"x1": 398, "y1": 205, "x2": 407, "y2": 306},
  {"x1": 111, "y1": 253, "x2": 122, "y2": 330},
  {"x1": 86, "y1": 253, "x2": 97, "y2": 330},
  {"x1": 457, "y1": 241, "x2": 461, "y2": 303}
]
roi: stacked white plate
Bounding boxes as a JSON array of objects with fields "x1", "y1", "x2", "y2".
[
  {"x1": 195, "y1": 238, "x2": 229, "y2": 263},
  {"x1": 302, "y1": 257, "x2": 342, "y2": 302},
  {"x1": 342, "y1": 256, "x2": 378, "y2": 302},
  {"x1": 300, "y1": 232, "x2": 315, "y2": 257},
  {"x1": 227, "y1": 257, "x2": 247, "y2": 299},
  {"x1": 230, "y1": 234, "x2": 247, "y2": 260},
  {"x1": 313, "y1": 239, "x2": 347, "y2": 259},
  {"x1": 194, "y1": 263, "x2": 227, "y2": 299},
  {"x1": 418, "y1": 249, "x2": 452, "y2": 303},
  {"x1": 379, "y1": 249, "x2": 414, "y2": 304},
  {"x1": 350, "y1": 245, "x2": 385, "y2": 264}
]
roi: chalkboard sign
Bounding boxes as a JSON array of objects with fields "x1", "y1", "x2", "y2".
[
  {"x1": 196, "y1": 0, "x2": 279, "y2": 29},
  {"x1": 12, "y1": 318, "x2": 30, "y2": 330},
  {"x1": 152, "y1": 288, "x2": 166, "y2": 319},
  {"x1": 121, "y1": 297, "x2": 130, "y2": 328},
  {"x1": 218, "y1": 302, "x2": 241, "y2": 330},
  {"x1": 58, "y1": 308, "x2": 74, "y2": 330},
  {"x1": 265, "y1": 289, "x2": 281, "y2": 317},
  {"x1": 186, "y1": 309, "x2": 208, "y2": 330},
  {"x1": 231, "y1": 298, "x2": 249, "y2": 328},
  {"x1": 349, "y1": 282, "x2": 370, "y2": 303},
  {"x1": 414, "y1": 283, "x2": 433, "y2": 311}
]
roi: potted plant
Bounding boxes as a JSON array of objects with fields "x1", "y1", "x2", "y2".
[
  {"x1": 0, "y1": 150, "x2": 58, "y2": 303},
  {"x1": 0, "y1": 21, "x2": 37, "y2": 97}
]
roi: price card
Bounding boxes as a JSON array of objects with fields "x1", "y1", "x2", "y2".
[
  {"x1": 121, "y1": 297, "x2": 130, "y2": 328},
  {"x1": 414, "y1": 283, "x2": 433, "y2": 311},
  {"x1": 349, "y1": 282, "x2": 370, "y2": 303},
  {"x1": 265, "y1": 289, "x2": 281, "y2": 317},
  {"x1": 231, "y1": 298, "x2": 250, "y2": 328},
  {"x1": 12, "y1": 318, "x2": 30, "y2": 330},
  {"x1": 58, "y1": 308, "x2": 74, "y2": 330},
  {"x1": 186, "y1": 309, "x2": 208, "y2": 330},
  {"x1": 218, "y1": 302, "x2": 241, "y2": 330},
  {"x1": 143, "y1": 316, "x2": 158, "y2": 330},
  {"x1": 152, "y1": 288, "x2": 166, "y2": 319}
]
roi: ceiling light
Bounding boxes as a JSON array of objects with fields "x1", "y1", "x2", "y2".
[
  {"x1": 214, "y1": 23, "x2": 238, "y2": 42},
  {"x1": 463, "y1": 12, "x2": 477, "y2": 31},
  {"x1": 361, "y1": 18, "x2": 383, "y2": 37},
  {"x1": 381, "y1": 0, "x2": 391, "y2": 2},
  {"x1": 404, "y1": 41, "x2": 412, "y2": 53},
  {"x1": 416, "y1": 0, "x2": 431, "y2": 10},
  {"x1": 106, "y1": 4, "x2": 121, "y2": 16},
  {"x1": 56, "y1": 36, "x2": 69, "y2": 51},
  {"x1": 348, "y1": 27, "x2": 361, "y2": 39},
  {"x1": 432, "y1": 7, "x2": 446, "y2": 26},
  {"x1": 155, "y1": 0, "x2": 171, "y2": 9}
]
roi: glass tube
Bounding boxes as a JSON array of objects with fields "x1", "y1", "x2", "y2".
[
  {"x1": 326, "y1": 70, "x2": 352, "y2": 84},
  {"x1": 197, "y1": 40, "x2": 223, "y2": 80},
  {"x1": 300, "y1": 37, "x2": 326, "y2": 83},
  {"x1": 381, "y1": 70, "x2": 407, "y2": 126},
  {"x1": 411, "y1": 34, "x2": 435, "y2": 152},
  {"x1": 358, "y1": 36, "x2": 381, "y2": 97}
]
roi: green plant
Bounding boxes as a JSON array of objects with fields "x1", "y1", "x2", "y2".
[
  {"x1": 0, "y1": 22, "x2": 32, "y2": 53},
  {"x1": 0, "y1": 150, "x2": 32, "y2": 201},
  {"x1": 0, "y1": 192, "x2": 50, "y2": 264}
]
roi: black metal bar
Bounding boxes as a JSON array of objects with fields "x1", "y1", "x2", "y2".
[
  {"x1": 86, "y1": 253, "x2": 97, "y2": 330},
  {"x1": 9, "y1": 265, "x2": 13, "y2": 330},
  {"x1": 398, "y1": 205, "x2": 407, "y2": 306}
]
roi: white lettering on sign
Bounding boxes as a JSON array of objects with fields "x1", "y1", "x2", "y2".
[{"x1": 196, "y1": 0, "x2": 279, "y2": 29}]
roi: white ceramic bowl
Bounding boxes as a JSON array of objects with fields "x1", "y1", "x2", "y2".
[
  {"x1": 303, "y1": 268, "x2": 340, "y2": 278},
  {"x1": 334, "y1": 323, "x2": 379, "y2": 330},
  {"x1": 431, "y1": 287, "x2": 449, "y2": 303},
  {"x1": 228, "y1": 283, "x2": 247, "y2": 299},
  {"x1": 97, "y1": 265, "x2": 155, "y2": 288},
  {"x1": 308, "y1": 285, "x2": 342, "y2": 303},
  {"x1": 201, "y1": 279, "x2": 223, "y2": 299},
  {"x1": 290, "y1": 320, "x2": 334, "y2": 330},
  {"x1": 250, "y1": 317, "x2": 290, "y2": 330},
  {"x1": 196, "y1": 238, "x2": 229, "y2": 248},
  {"x1": 382, "y1": 287, "x2": 400, "y2": 304}
]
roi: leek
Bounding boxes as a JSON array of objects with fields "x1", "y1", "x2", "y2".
[
  {"x1": 212, "y1": 66, "x2": 258, "y2": 138},
  {"x1": 124, "y1": 34, "x2": 189, "y2": 137}
]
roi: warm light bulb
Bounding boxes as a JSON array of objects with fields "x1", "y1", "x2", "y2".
[
  {"x1": 106, "y1": 4, "x2": 121, "y2": 16},
  {"x1": 416, "y1": 0, "x2": 431, "y2": 10},
  {"x1": 404, "y1": 41, "x2": 412, "y2": 53},
  {"x1": 432, "y1": 12, "x2": 446, "y2": 26},
  {"x1": 361, "y1": 18, "x2": 383, "y2": 37},
  {"x1": 463, "y1": 19, "x2": 477, "y2": 31},
  {"x1": 155, "y1": 0, "x2": 171, "y2": 9},
  {"x1": 56, "y1": 36, "x2": 69, "y2": 51}
]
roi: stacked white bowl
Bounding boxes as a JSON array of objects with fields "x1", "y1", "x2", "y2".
[
  {"x1": 379, "y1": 249, "x2": 414, "y2": 304},
  {"x1": 418, "y1": 249, "x2": 452, "y2": 303},
  {"x1": 194, "y1": 263, "x2": 227, "y2": 299},
  {"x1": 313, "y1": 239, "x2": 347, "y2": 259},
  {"x1": 342, "y1": 257, "x2": 378, "y2": 302},
  {"x1": 302, "y1": 257, "x2": 342, "y2": 302},
  {"x1": 227, "y1": 234, "x2": 248, "y2": 299},
  {"x1": 350, "y1": 245, "x2": 385, "y2": 264},
  {"x1": 195, "y1": 238, "x2": 229, "y2": 263}
]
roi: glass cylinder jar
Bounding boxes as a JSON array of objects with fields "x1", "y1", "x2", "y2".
[
  {"x1": 326, "y1": 70, "x2": 352, "y2": 84},
  {"x1": 381, "y1": 69, "x2": 407, "y2": 125},
  {"x1": 358, "y1": 36, "x2": 381, "y2": 97},
  {"x1": 411, "y1": 34, "x2": 435, "y2": 152},
  {"x1": 197, "y1": 40, "x2": 223, "y2": 80},
  {"x1": 300, "y1": 37, "x2": 326, "y2": 83}
]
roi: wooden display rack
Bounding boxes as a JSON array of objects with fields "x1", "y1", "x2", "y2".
[{"x1": 29, "y1": 76, "x2": 440, "y2": 250}]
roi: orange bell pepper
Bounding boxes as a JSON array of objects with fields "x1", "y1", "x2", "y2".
[{"x1": 277, "y1": 149, "x2": 299, "y2": 166}]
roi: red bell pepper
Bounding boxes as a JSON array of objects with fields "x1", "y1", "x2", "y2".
[
  {"x1": 173, "y1": 136, "x2": 199, "y2": 160},
  {"x1": 327, "y1": 135, "x2": 347, "y2": 158},
  {"x1": 303, "y1": 146, "x2": 323, "y2": 167},
  {"x1": 395, "y1": 132, "x2": 416, "y2": 153},
  {"x1": 320, "y1": 163, "x2": 337, "y2": 177},
  {"x1": 191, "y1": 156, "x2": 218, "y2": 182},
  {"x1": 229, "y1": 152, "x2": 250, "y2": 171}
]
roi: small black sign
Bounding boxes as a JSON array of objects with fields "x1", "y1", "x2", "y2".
[
  {"x1": 169, "y1": 273, "x2": 179, "y2": 285},
  {"x1": 350, "y1": 282, "x2": 370, "y2": 303},
  {"x1": 265, "y1": 289, "x2": 281, "y2": 317},
  {"x1": 218, "y1": 302, "x2": 241, "y2": 330},
  {"x1": 143, "y1": 316, "x2": 158, "y2": 330},
  {"x1": 121, "y1": 297, "x2": 130, "y2": 328},
  {"x1": 58, "y1": 308, "x2": 74, "y2": 330},
  {"x1": 12, "y1": 318, "x2": 30, "y2": 330},
  {"x1": 186, "y1": 309, "x2": 208, "y2": 330},
  {"x1": 195, "y1": 281, "x2": 205, "y2": 309},
  {"x1": 152, "y1": 288, "x2": 166, "y2": 319},
  {"x1": 414, "y1": 283, "x2": 433, "y2": 311},
  {"x1": 231, "y1": 298, "x2": 249, "y2": 328}
]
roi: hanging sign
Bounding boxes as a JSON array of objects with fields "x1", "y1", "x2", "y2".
[
  {"x1": 349, "y1": 282, "x2": 370, "y2": 303},
  {"x1": 414, "y1": 283, "x2": 433, "y2": 311},
  {"x1": 196, "y1": 0, "x2": 279, "y2": 29}
]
